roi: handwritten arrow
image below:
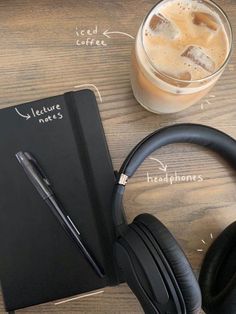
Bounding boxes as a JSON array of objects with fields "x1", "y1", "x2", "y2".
[
  {"x1": 15, "y1": 108, "x2": 31, "y2": 120},
  {"x1": 149, "y1": 157, "x2": 168, "y2": 172},
  {"x1": 74, "y1": 83, "x2": 102, "y2": 103},
  {"x1": 103, "y1": 29, "x2": 135, "y2": 39}
]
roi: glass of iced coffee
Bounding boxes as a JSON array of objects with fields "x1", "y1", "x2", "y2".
[{"x1": 131, "y1": 0, "x2": 232, "y2": 114}]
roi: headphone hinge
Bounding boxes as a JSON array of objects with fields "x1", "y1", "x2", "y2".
[{"x1": 118, "y1": 173, "x2": 129, "y2": 186}]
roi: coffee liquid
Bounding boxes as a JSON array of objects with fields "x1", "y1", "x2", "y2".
[
  {"x1": 131, "y1": 0, "x2": 230, "y2": 113},
  {"x1": 143, "y1": 0, "x2": 229, "y2": 81}
]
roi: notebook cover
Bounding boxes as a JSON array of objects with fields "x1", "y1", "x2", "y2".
[{"x1": 0, "y1": 89, "x2": 118, "y2": 311}]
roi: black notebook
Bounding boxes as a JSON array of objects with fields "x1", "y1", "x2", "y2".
[{"x1": 0, "y1": 90, "x2": 119, "y2": 311}]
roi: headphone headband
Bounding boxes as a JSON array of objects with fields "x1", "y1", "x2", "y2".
[{"x1": 113, "y1": 123, "x2": 236, "y2": 229}]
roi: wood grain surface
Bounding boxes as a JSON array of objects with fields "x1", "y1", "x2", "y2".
[{"x1": 0, "y1": 0, "x2": 236, "y2": 313}]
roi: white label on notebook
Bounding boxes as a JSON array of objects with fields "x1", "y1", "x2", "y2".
[{"x1": 15, "y1": 104, "x2": 64, "y2": 124}]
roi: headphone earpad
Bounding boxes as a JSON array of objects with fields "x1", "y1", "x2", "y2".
[
  {"x1": 199, "y1": 221, "x2": 236, "y2": 314},
  {"x1": 134, "y1": 213, "x2": 202, "y2": 314},
  {"x1": 114, "y1": 237, "x2": 159, "y2": 313}
]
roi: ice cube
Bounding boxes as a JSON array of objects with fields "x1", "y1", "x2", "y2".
[
  {"x1": 149, "y1": 13, "x2": 179, "y2": 39},
  {"x1": 156, "y1": 70, "x2": 191, "y2": 87},
  {"x1": 192, "y1": 12, "x2": 219, "y2": 31},
  {"x1": 182, "y1": 46, "x2": 215, "y2": 73}
]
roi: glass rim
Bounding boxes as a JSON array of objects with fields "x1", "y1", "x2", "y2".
[{"x1": 140, "y1": 0, "x2": 233, "y2": 84}]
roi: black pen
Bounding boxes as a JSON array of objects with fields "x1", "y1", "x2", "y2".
[{"x1": 15, "y1": 151, "x2": 104, "y2": 278}]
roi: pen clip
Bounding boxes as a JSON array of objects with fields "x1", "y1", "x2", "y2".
[{"x1": 24, "y1": 152, "x2": 51, "y2": 187}]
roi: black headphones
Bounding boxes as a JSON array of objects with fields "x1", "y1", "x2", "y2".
[{"x1": 112, "y1": 123, "x2": 236, "y2": 314}]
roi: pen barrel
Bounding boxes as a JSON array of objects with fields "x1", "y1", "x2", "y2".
[
  {"x1": 46, "y1": 197, "x2": 104, "y2": 278},
  {"x1": 45, "y1": 197, "x2": 72, "y2": 232},
  {"x1": 16, "y1": 152, "x2": 53, "y2": 199},
  {"x1": 27, "y1": 170, "x2": 53, "y2": 199},
  {"x1": 16, "y1": 152, "x2": 104, "y2": 278}
]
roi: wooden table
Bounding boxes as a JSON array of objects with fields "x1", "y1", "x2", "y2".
[{"x1": 0, "y1": 0, "x2": 235, "y2": 313}]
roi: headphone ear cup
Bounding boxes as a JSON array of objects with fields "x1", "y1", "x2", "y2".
[
  {"x1": 114, "y1": 224, "x2": 185, "y2": 313},
  {"x1": 114, "y1": 237, "x2": 159, "y2": 314},
  {"x1": 134, "y1": 213, "x2": 202, "y2": 314},
  {"x1": 199, "y1": 221, "x2": 236, "y2": 314}
]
